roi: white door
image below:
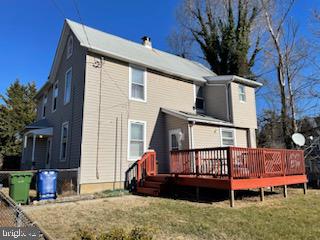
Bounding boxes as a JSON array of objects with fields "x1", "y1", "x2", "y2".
[
  {"x1": 169, "y1": 129, "x2": 182, "y2": 151},
  {"x1": 45, "y1": 138, "x2": 52, "y2": 169}
]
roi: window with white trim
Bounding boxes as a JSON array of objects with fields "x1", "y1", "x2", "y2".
[
  {"x1": 238, "y1": 84, "x2": 246, "y2": 102},
  {"x1": 130, "y1": 66, "x2": 146, "y2": 101},
  {"x1": 196, "y1": 86, "x2": 205, "y2": 111},
  {"x1": 64, "y1": 68, "x2": 72, "y2": 104},
  {"x1": 129, "y1": 120, "x2": 146, "y2": 159},
  {"x1": 42, "y1": 94, "x2": 47, "y2": 118},
  {"x1": 67, "y1": 36, "x2": 73, "y2": 59},
  {"x1": 52, "y1": 82, "x2": 58, "y2": 112},
  {"x1": 221, "y1": 129, "x2": 235, "y2": 146},
  {"x1": 60, "y1": 122, "x2": 69, "y2": 161}
]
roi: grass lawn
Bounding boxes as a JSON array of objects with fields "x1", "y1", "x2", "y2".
[{"x1": 23, "y1": 188, "x2": 320, "y2": 240}]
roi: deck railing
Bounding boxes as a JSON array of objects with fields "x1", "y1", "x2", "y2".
[
  {"x1": 125, "y1": 150, "x2": 157, "y2": 190},
  {"x1": 170, "y1": 147, "x2": 305, "y2": 179}
]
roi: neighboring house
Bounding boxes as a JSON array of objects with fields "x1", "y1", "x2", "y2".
[{"x1": 21, "y1": 19, "x2": 262, "y2": 194}]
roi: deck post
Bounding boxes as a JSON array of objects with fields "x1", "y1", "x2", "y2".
[
  {"x1": 260, "y1": 188, "x2": 264, "y2": 202},
  {"x1": 303, "y1": 182, "x2": 307, "y2": 195},
  {"x1": 270, "y1": 186, "x2": 274, "y2": 192},
  {"x1": 196, "y1": 187, "x2": 199, "y2": 201},
  {"x1": 230, "y1": 190, "x2": 235, "y2": 207},
  {"x1": 283, "y1": 185, "x2": 288, "y2": 198},
  {"x1": 195, "y1": 150, "x2": 200, "y2": 176}
]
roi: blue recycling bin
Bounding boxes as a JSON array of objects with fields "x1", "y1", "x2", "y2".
[{"x1": 37, "y1": 170, "x2": 58, "y2": 200}]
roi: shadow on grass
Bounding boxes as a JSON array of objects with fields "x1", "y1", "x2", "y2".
[{"x1": 135, "y1": 185, "x2": 306, "y2": 205}]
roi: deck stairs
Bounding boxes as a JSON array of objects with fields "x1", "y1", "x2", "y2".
[{"x1": 125, "y1": 150, "x2": 169, "y2": 197}]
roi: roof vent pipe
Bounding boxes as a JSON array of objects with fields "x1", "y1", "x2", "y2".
[{"x1": 142, "y1": 36, "x2": 152, "y2": 49}]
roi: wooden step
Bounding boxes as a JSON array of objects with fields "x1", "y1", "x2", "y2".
[
  {"x1": 143, "y1": 181, "x2": 162, "y2": 188},
  {"x1": 137, "y1": 186, "x2": 159, "y2": 196},
  {"x1": 146, "y1": 175, "x2": 168, "y2": 183}
]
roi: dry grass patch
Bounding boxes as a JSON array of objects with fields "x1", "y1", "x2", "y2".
[{"x1": 23, "y1": 189, "x2": 320, "y2": 240}]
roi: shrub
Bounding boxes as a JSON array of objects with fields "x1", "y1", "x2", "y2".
[{"x1": 74, "y1": 227, "x2": 153, "y2": 240}]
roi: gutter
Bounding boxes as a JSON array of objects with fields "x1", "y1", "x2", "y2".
[{"x1": 205, "y1": 75, "x2": 263, "y2": 88}]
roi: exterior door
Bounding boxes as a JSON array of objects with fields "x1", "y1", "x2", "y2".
[{"x1": 45, "y1": 138, "x2": 52, "y2": 169}]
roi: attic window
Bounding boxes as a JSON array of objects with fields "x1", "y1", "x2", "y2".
[{"x1": 67, "y1": 36, "x2": 73, "y2": 59}]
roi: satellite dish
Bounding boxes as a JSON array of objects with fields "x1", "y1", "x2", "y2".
[{"x1": 292, "y1": 133, "x2": 306, "y2": 147}]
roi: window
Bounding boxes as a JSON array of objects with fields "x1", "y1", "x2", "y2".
[
  {"x1": 128, "y1": 120, "x2": 146, "y2": 160},
  {"x1": 42, "y1": 94, "x2": 47, "y2": 118},
  {"x1": 52, "y1": 82, "x2": 58, "y2": 112},
  {"x1": 67, "y1": 36, "x2": 73, "y2": 59},
  {"x1": 238, "y1": 84, "x2": 246, "y2": 102},
  {"x1": 195, "y1": 86, "x2": 205, "y2": 111},
  {"x1": 64, "y1": 68, "x2": 72, "y2": 104},
  {"x1": 129, "y1": 66, "x2": 146, "y2": 101},
  {"x1": 221, "y1": 129, "x2": 235, "y2": 146},
  {"x1": 169, "y1": 129, "x2": 182, "y2": 151},
  {"x1": 60, "y1": 122, "x2": 69, "y2": 161}
]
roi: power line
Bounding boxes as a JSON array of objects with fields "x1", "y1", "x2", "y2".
[
  {"x1": 50, "y1": 0, "x2": 67, "y2": 19},
  {"x1": 71, "y1": 0, "x2": 92, "y2": 49}
]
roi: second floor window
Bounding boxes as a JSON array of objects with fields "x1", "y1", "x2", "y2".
[
  {"x1": 238, "y1": 84, "x2": 246, "y2": 102},
  {"x1": 64, "y1": 68, "x2": 72, "y2": 104},
  {"x1": 196, "y1": 86, "x2": 205, "y2": 111},
  {"x1": 130, "y1": 66, "x2": 146, "y2": 101},
  {"x1": 42, "y1": 94, "x2": 47, "y2": 118},
  {"x1": 52, "y1": 82, "x2": 58, "y2": 112}
]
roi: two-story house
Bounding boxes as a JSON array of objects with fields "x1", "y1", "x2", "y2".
[{"x1": 21, "y1": 19, "x2": 262, "y2": 194}]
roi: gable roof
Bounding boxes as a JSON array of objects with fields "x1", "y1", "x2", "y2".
[{"x1": 66, "y1": 19, "x2": 215, "y2": 83}]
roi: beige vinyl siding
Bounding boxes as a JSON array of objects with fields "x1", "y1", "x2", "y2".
[
  {"x1": 29, "y1": 27, "x2": 86, "y2": 169},
  {"x1": 230, "y1": 82, "x2": 257, "y2": 129},
  {"x1": 80, "y1": 54, "x2": 195, "y2": 184},
  {"x1": 192, "y1": 124, "x2": 221, "y2": 148},
  {"x1": 235, "y1": 129, "x2": 248, "y2": 147},
  {"x1": 248, "y1": 128, "x2": 257, "y2": 147},
  {"x1": 192, "y1": 124, "x2": 249, "y2": 148},
  {"x1": 164, "y1": 115, "x2": 189, "y2": 172},
  {"x1": 205, "y1": 85, "x2": 230, "y2": 122}
]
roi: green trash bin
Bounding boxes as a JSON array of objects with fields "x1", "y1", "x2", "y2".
[{"x1": 9, "y1": 172, "x2": 33, "y2": 204}]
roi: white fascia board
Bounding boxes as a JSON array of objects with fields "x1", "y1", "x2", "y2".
[{"x1": 205, "y1": 75, "x2": 263, "y2": 88}]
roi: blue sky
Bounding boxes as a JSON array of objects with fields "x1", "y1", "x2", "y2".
[{"x1": 0, "y1": 0, "x2": 319, "y2": 114}]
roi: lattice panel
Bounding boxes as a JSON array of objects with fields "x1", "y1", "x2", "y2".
[{"x1": 264, "y1": 151, "x2": 283, "y2": 175}]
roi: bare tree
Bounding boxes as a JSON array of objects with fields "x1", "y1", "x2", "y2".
[{"x1": 260, "y1": 0, "x2": 304, "y2": 148}]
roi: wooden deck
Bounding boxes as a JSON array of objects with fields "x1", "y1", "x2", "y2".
[{"x1": 125, "y1": 147, "x2": 307, "y2": 207}]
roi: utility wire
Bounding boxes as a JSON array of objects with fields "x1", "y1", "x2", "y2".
[
  {"x1": 50, "y1": 0, "x2": 67, "y2": 19},
  {"x1": 71, "y1": 0, "x2": 92, "y2": 49}
]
